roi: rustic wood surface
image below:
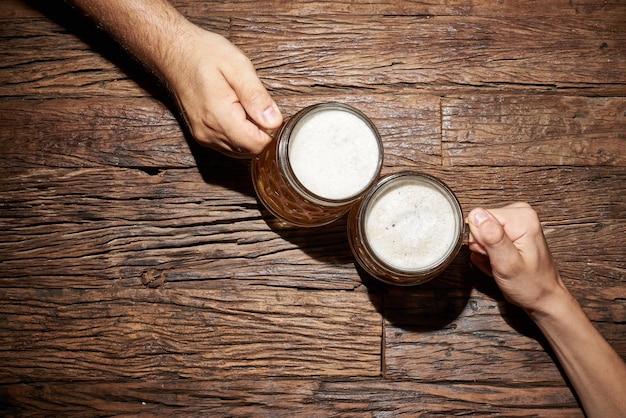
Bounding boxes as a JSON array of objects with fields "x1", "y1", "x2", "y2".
[{"x1": 1, "y1": 0, "x2": 624, "y2": 415}]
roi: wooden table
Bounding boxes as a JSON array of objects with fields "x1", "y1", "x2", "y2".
[{"x1": 1, "y1": 0, "x2": 625, "y2": 415}]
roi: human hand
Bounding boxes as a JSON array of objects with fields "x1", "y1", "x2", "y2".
[
  {"x1": 467, "y1": 202, "x2": 567, "y2": 314},
  {"x1": 163, "y1": 24, "x2": 283, "y2": 158}
]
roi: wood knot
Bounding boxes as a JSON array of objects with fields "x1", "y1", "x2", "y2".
[{"x1": 141, "y1": 269, "x2": 166, "y2": 288}]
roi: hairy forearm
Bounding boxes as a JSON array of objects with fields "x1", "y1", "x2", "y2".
[
  {"x1": 67, "y1": 0, "x2": 193, "y2": 82},
  {"x1": 66, "y1": 0, "x2": 281, "y2": 156},
  {"x1": 529, "y1": 289, "x2": 626, "y2": 417}
]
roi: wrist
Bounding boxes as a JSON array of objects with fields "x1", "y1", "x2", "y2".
[{"x1": 525, "y1": 281, "x2": 583, "y2": 329}]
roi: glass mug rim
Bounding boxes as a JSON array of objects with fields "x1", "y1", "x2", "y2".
[
  {"x1": 278, "y1": 102, "x2": 384, "y2": 207},
  {"x1": 348, "y1": 171, "x2": 465, "y2": 286}
]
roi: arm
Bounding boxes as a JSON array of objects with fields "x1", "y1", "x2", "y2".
[
  {"x1": 467, "y1": 203, "x2": 626, "y2": 417},
  {"x1": 67, "y1": 0, "x2": 282, "y2": 158}
]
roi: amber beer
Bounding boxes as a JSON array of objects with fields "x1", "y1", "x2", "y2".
[
  {"x1": 252, "y1": 103, "x2": 383, "y2": 227},
  {"x1": 348, "y1": 172, "x2": 465, "y2": 286}
]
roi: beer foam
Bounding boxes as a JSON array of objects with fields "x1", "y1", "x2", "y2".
[
  {"x1": 288, "y1": 108, "x2": 381, "y2": 200},
  {"x1": 365, "y1": 178, "x2": 459, "y2": 271}
]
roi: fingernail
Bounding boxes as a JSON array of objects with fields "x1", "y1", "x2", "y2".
[
  {"x1": 261, "y1": 104, "x2": 280, "y2": 126},
  {"x1": 471, "y1": 208, "x2": 490, "y2": 226}
]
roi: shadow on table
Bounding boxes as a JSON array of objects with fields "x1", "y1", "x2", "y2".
[
  {"x1": 470, "y1": 264, "x2": 545, "y2": 341},
  {"x1": 191, "y1": 144, "x2": 260, "y2": 198},
  {"x1": 25, "y1": 0, "x2": 167, "y2": 102},
  {"x1": 359, "y1": 247, "x2": 475, "y2": 331},
  {"x1": 359, "y1": 246, "x2": 549, "y2": 339},
  {"x1": 259, "y1": 210, "x2": 363, "y2": 274}
]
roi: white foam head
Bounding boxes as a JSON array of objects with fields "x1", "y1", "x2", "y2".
[
  {"x1": 287, "y1": 106, "x2": 381, "y2": 201},
  {"x1": 364, "y1": 175, "x2": 461, "y2": 272}
]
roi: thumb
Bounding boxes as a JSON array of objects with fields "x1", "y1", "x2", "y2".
[
  {"x1": 468, "y1": 208, "x2": 523, "y2": 278},
  {"x1": 228, "y1": 65, "x2": 282, "y2": 131}
]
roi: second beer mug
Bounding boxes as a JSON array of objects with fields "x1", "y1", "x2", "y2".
[
  {"x1": 348, "y1": 172, "x2": 465, "y2": 286},
  {"x1": 252, "y1": 103, "x2": 384, "y2": 227}
]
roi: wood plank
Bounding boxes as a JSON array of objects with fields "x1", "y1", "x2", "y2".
[
  {"x1": 4, "y1": 0, "x2": 626, "y2": 19},
  {"x1": 0, "y1": 17, "x2": 149, "y2": 99},
  {"x1": 0, "y1": 286, "x2": 382, "y2": 384},
  {"x1": 277, "y1": 95, "x2": 443, "y2": 168},
  {"x1": 0, "y1": 379, "x2": 319, "y2": 416},
  {"x1": 233, "y1": 15, "x2": 626, "y2": 96},
  {"x1": 173, "y1": 0, "x2": 626, "y2": 19},
  {"x1": 1, "y1": 163, "x2": 622, "y2": 398},
  {"x1": 0, "y1": 379, "x2": 582, "y2": 416},
  {"x1": 443, "y1": 95, "x2": 626, "y2": 166},
  {"x1": 313, "y1": 379, "x2": 582, "y2": 416},
  {"x1": 0, "y1": 97, "x2": 192, "y2": 169}
]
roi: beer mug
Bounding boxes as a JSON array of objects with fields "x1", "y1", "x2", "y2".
[
  {"x1": 348, "y1": 172, "x2": 465, "y2": 286},
  {"x1": 252, "y1": 103, "x2": 384, "y2": 227}
]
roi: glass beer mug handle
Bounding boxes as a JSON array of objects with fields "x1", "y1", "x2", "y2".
[{"x1": 462, "y1": 222, "x2": 471, "y2": 246}]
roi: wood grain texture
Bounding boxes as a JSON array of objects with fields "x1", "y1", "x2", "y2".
[
  {"x1": 0, "y1": 0, "x2": 624, "y2": 415},
  {"x1": 0, "y1": 97, "x2": 191, "y2": 169},
  {"x1": 176, "y1": 0, "x2": 626, "y2": 23},
  {"x1": 443, "y1": 95, "x2": 626, "y2": 166},
  {"x1": 0, "y1": 379, "x2": 583, "y2": 416},
  {"x1": 5, "y1": 0, "x2": 626, "y2": 19},
  {"x1": 0, "y1": 286, "x2": 382, "y2": 383},
  {"x1": 232, "y1": 15, "x2": 626, "y2": 96}
]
